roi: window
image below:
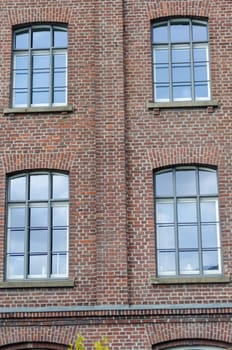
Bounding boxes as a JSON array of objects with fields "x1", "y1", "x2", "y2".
[
  {"x1": 154, "y1": 166, "x2": 221, "y2": 276},
  {"x1": 12, "y1": 25, "x2": 68, "y2": 107},
  {"x1": 6, "y1": 171, "x2": 69, "y2": 280},
  {"x1": 152, "y1": 19, "x2": 210, "y2": 102}
]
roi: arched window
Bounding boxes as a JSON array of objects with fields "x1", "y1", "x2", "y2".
[
  {"x1": 154, "y1": 166, "x2": 221, "y2": 276},
  {"x1": 12, "y1": 24, "x2": 68, "y2": 107},
  {"x1": 6, "y1": 171, "x2": 69, "y2": 280}
]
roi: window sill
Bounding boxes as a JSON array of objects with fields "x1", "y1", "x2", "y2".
[
  {"x1": 3, "y1": 105, "x2": 74, "y2": 115},
  {"x1": 0, "y1": 279, "x2": 75, "y2": 288},
  {"x1": 150, "y1": 275, "x2": 230, "y2": 285},
  {"x1": 147, "y1": 100, "x2": 219, "y2": 111}
]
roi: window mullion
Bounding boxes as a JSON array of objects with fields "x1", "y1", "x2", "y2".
[
  {"x1": 47, "y1": 173, "x2": 52, "y2": 278},
  {"x1": 173, "y1": 169, "x2": 179, "y2": 275},
  {"x1": 190, "y1": 20, "x2": 195, "y2": 101},
  {"x1": 196, "y1": 168, "x2": 203, "y2": 275},
  {"x1": 25, "y1": 173, "x2": 30, "y2": 279},
  {"x1": 50, "y1": 27, "x2": 53, "y2": 106},
  {"x1": 168, "y1": 21, "x2": 173, "y2": 101}
]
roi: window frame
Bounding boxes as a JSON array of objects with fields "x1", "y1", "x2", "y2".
[
  {"x1": 152, "y1": 18, "x2": 211, "y2": 103},
  {"x1": 154, "y1": 166, "x2": 222, "y2": 277},
  {"x1": 12, "y1": 24, "x2": 68, "y2": 108},
  {"x1": 6, "y1": 170, "x2": 69, "y2": 281}
]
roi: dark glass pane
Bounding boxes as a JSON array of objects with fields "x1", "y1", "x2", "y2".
[
  {"x1": 193, "y1": 47, "x2": 207, "y2": 62},
  {"x1": 202, "y1": 224, "x2": 219, "y2": 248},
  {"x1": 158, "y1": 251, "x2": 176, "y2": 275},
  {"x1": 8, "y1": 230, "x2": 25, "y2": 253},
  {"x1": 30, "y1": 207, "x2": 48, "y2": 228},
  {"x1": 52, "y1": 206, "x2": 68, "y2": 227},
  {"x1": 52, "y1": 174, "x2": 69, "y2": 199},
  {"x1": 195, "y1": 83, "x2": 209, "y2": 99},
  {"x1": 172, "y1": 65, "x2": 191, "y2": 83},
  {"x1": 177, "y1": 199, "x2": 197, "y2": 223},
  {"x1": 9, "y1": 176, "x2": 26, "y2": 201},
  {"x1": 156, "y1": 201, "x2": 174, "y2": 223},
  {"x1": 32, "y1": 29, "x2": 50, "y2": 48},
  {"x1": 179, "y1": 251, "x2": 199, "y2": 274},
  {"x1": 7, "y1": 255, "x2": 24, "y2": 278},
  {"x1": 157, "y1": 225, "x2": 175, "y2": 249},
  {"x1": 29, "y1": 254, "x2": 47, "y2": 276},
  {"x1": 54, "y1": 29, "x2": 67, "y2": 47},
  {"x1": 155, "y1": 85, "x2": 169, "y2": 101},
  {"x1": 154, "y1": 48, "x2": 168, "y2": 64},
  {"x1": 156, "y1": 171, "x2": 173, "y2": 196},
  {"x1": 199, "y1": 169, "x2": 218, "y2": 195},
  {"x1": 172, "y1": 47, "x2": 190, "y2": 63},
  {"x1": 173, "y1": 84, "x2": 191, "y2": 100},
  {"x1": 192, "y1": 22, "x2": 208, "y2": 41},
  {"x1": 171, "y1": 22, "x2": 190, "y2": 42},
  {"x1": 30, "y1": 174, "x2": 49, "y2": 200},
  {"x1": 9, "y1": 207, "x2": 25, "y2": 228},
  {"x1": 200, "y1": 199, "x2": 218, "y2": 222},
  {"x1": 176, "y1": 170, "x2": 196, "y2": 196},
  {"x1": 203, "y1": 250, "x2": 219, "y2": 272},
  {"x1": 30, "y1": 230, "x2": 48, "y2": 252},
  {"x1": 153, "y1": 24, "x2": 168, "y2": 43},
  {"x1": 52, "y1": 229, "x2": 68, "y2": 251},
  {"x1": 178, "y1": 225, "x2": 198, "y2": 249},
  {"x1": 15, "y1": 31, "x2": 29, "y2": 49}
]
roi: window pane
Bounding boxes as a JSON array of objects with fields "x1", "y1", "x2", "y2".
[
  {"x1": 156, "y1": 201, "x2": 174, "y2": 223},
  {"x1": 195, "y1": 83, "x2": 209, "y2": 99},
  {"x1": 15, "y1": 55, "x2": 29, "y2": 69},
  {"x1": 7, "y1": 255, "x2": 24, "y2": 279},
  {"x1": 9, "y1": 176, "x2": 26, "y2": 201},
  {"x1": 30, "y1": 174, "x2": 49, "y2": 200},
  {"x1": 30, "y1": 207, "x2": 48, "y2": 228},
  {"x1": 158, "y1": 251, "x2": 176, "y2": 275},
  {"x1": 155, "y1": 85, "x2": 169, "y2": 101},
  {"x1": 54, "y1": 29, "x2": 67, "y2": 47},
  {"x1": 179, "y1": 251, "x2": 199, "y2": 274},
  {"x1": 178, "y1": 225, "x2": 198, "y2": 249},
  {"x1": 154, "y1": 48, "x2": 168, "y2": 64},
  {"x1": 29, "y1": 254, "x2": 47, "y2": 276},
  {"x1": 32, "y1": 29, "x2": 50, "y2": 48},
  {"x1": 177, "y1": 199, "x2": 197, "y2": 223},
  {"x1": 52, "y1": 229, "x2": 68, "y2": 251},
  {"x1": 172, "y1": 47, "x2": 190, "y2": 63},
  {"x1": 176, "y1": 170, "x2": 196, "y2": 196},
  {"x1": 33, "y1": 54, "x2": 50, "y2": 68},
  {"x1": 33, "y1": 73, "x2": 50, "y2": 88},
  {"x1": 194, "y1": 64, "x2": 208, "y2": 82},
  {"x1": 173, "y1": 84, "x2": 191, "y2": 100},
  {"x1": 8, "y1": 230, "x2": 25, "y2": 253},
  {"x1": 171, "y1": 22, "x2": 190, "y2": 42},
  {"x1": 32, "y1": 90, "x2": 49, "y2": 105},
  {"x1": 203, "y1": 250, "x2": 219, "y2": 273},
  {"x1": 157, "y1": 225, "x2": 175, "y2": 249},
  {"x1": 155, "y1": 171, "x2": 173, "y2": 196},
  {"x1": 193, "y1": 47, "x2": 207, "y2": 62},
  {"x1": 30, "y1": 230, "x2": 48, "y2": 253},
  {"x1": 153, "y1": 24, "x2": 168, "y2": 43},
  {"x1": 52, "y1": 206, "x2": 68, "y2": 227},
  {"x1": 9, "y1": 207, "x2": 25, "y2": 228},
  {"x1": 15, "y1": 31, "x2": 29, "y2": 49},
  {"x1": 172, "y1": 65, "x2": 191, "y2": 83},
  {"x1": 200, "y1": 199, "x2": 218, "y2": 222},
  {"x1": 52, "y1": 174, "x2": 69, "y2": 199},
  {"x1": 53, "y1": 89, "x2": 66, "y2": 104},
  {"x1": 52, "y1": 253, "x2": 68, "y2": 275},
  {"x1": 15, "y1": 72, "x2": 28, "y2": 89},
  {"x1": 192, "y1": 23, "x2": 208, "y2": 41},
  {"x1": 199, "y1": 169, "x2": 218, "y2": 195},
  {"x1": 54, "y1": 71, "x2": 66, "y2": 87},
  {"x1": 155, "y1": 66, "x2": 169, "y2": 83},
  {"x1": 202, "y1": 224, "x2": 219, "y2": 248},
  {"x1": 13, "y1": 91, "x2": 28, "y2": 106}
]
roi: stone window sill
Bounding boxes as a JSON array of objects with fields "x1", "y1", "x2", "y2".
[
  {"x1": 147, "y1": 100, "x2": 219, "y2": 111},
  {"x1": 150, "y1": 275, "x2": 230, "y2": 285},
  {"x1": 3, "y1": 105, "x2": 74, "y2": 115},
  {"x1": 0, "y1": 279, "x2": 75, "y2": 288}
]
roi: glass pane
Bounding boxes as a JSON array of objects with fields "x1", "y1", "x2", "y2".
[
  {"x1": 33, "y1": 73, "x2": 49, "y2": 88},
  {"x1": 158, "y1": 251, "x2": 176, "y2": 275},
  {"x1": 176, "y1": 170, "x2": 196, "y2": 196},
  {"x1": 8, "y1": 230, "x2": 25, "y2": 253},
  {"x1": 200, "y1": 199, "x2": 218, "y2": 222},
  {"x1": 53, "y1": 89, "x2": 66, "y2": 104},
  {"x1": 54, "y1": 71, "x2": 66, "y2": 87},
  {"x1": 52, "y1": 253, "x2": 68, "y2": 275},
  {"x1": 9, "y1": 207, "x2": 25, "y2": 228},
  {"x1": 173, "y1": 84, "x2": 191, "y2": 100},
  {"x1": 195, "y1": 83, "x2": 209, "y2": 99},
  {"x1": 30, "y1": 174, "x2": 49, "y2": 200},
  {"x1": 9, "y1": 176, "x2": 26, "y2": 201},
  {"x1": 178, "y1": 225, "x2": 198, "y2": 248},
  {"x1": 154, "y1": 48, "x2": 168, "y2": 64},
  {"x1": 157, "y1": 225, "x2": 175, "y2": 249},
  {"x1": 52, "y1": 174, "x2": 69, "y2": 199},
  {"x1": 30, "y1": 230, "x2": 48, "y2": 252},
  {"x1": 177, "y1": 199, "x2": 197, "y2": 223},
  {"x1": 29, "y1": 255, "x2": 47, "y2": 276},
  {"x1": 52, "y1": 229, "x2": 68, "y2": 251},
  {"x1": 54, "y1": 29, "x2": 67, "y2": 47},
  {"x1": 172, "y1": 65, "x2": 191, "y2": 83},
  {"x1": 30, "y1": 207, "x2": 48, "y2": 228},
  {"x1": 14, "y1": 91, "x2": 28, "y2": 106},
  {"x1": 156, "y1": 201, "x2": 174, "y2": 223},
  {"x1": 199, "y1": 169, "x2": 217, "y2": 195},
  {"x1": 203, "y1": 250, "x2": 219, "y2": 272},
  {"x1": 155, "y1": 85, "x2": 169, "y2": 101},
  {"x1": 15, "y1": 72, "x2": 28, "y2": 89},
  {"x1": 172, "y1": 47, "x2": 190, "y2": 63},
  {"x1": 153, "y1": 24, "x2": 168, "y2": 43},
  {"x1": 155, "y1": 66, "x2": 169, "y2": 83},
  {"x1": 33, "y1": 55, "x2": 50, "y2": 68},
  {"x1": 179, "y1": 251, "x2": 199, "y2": 274},
  {"x1": 202, "y1": 223, "x2": 219, "y2": 248},
  {"x1": 15, "y1": 55, "x2": 29, "y2": 69},
  {"x1": 52, "y1": 206, "x2": 68, "y2": 227},
  {"x1": 7, "y1": 255, "x2": 24, "y2": 278},
  {"x1": 193, "y1": 47, "x2": 207, "y2": 62},
  {"x1": 155, "y1": 171, "x2": 173, "y2": 197},
  {"x1": 194, "y1": 64, "x2": 208, "y2": 81},
  {"x1": 54, "y1": 54, "x2": 66, "y2": 67},
  {"x1": 32, "y1": 90, "x2": 49, "y2": 105},
  {"x1": 192, "y1": 23, "x2": 208, "y2": 42},
  {"x1": 32, "y1": 29, "x2": 50, "y2": 48},
  {"x1": 171, "y1": 22, "x2": 190, "y2": 42},
  {"x1": 15, "y1": 31, "x2": 29, "y2": 49}
]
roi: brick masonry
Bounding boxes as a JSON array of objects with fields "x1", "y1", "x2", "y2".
[{"x1": 0, "y1": 0, "x2": 231, "y2": 349}]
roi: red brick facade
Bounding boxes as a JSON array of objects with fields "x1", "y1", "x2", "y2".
[{"x1": 0, "y1": 0, "x2": 231, "y2": 349}]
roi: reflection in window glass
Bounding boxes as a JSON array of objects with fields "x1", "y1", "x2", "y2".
[
  {"x1": 7, "y1": 171, "x2": 69, "y2": 280},
  {"x1": 155, "y1": 167, "x2": 221, "y2": 276}
]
